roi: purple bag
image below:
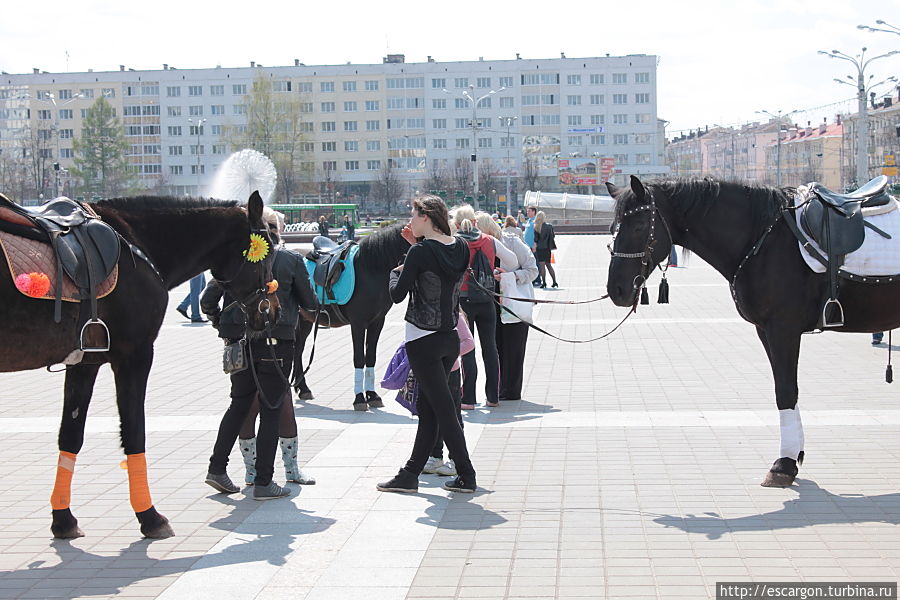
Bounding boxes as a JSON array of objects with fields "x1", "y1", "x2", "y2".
[{"x1": 380, "y1": 343, "x2": 418, "y2": 415}]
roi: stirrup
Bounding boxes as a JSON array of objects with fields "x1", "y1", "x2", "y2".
[
  {"x1": 822, "y1": 298, "x2": 844, "y2": 328},
  {"x1": 80, "y1": 318, "x2": 110, "y2": 352}
]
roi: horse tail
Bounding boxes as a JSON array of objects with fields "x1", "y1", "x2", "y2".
[{"x1": 680, "y1": 248, "x2": 691, "y2": 266}]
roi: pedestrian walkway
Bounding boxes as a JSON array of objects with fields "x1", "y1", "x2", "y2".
[{"x1": 0, "y1": 236, "x2": 899, "y2": 599}]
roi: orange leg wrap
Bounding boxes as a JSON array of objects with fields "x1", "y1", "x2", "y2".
[
  {"x1": 50, "y1": 452, "x2": 77, "y2": 510},
  {"x1": 126, "y1": 453, "x2": 153, "y2": 513}
]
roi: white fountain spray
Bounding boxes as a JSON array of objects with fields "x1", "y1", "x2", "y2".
[{"x1": 209, "y1": 149, "x2": 277, "y2": 205}]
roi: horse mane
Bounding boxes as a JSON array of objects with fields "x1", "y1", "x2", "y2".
[
  {"x1": 616, "y1": 177, "x2": 791, "y2": 237},
  {"x1": 93, "y1": 196, "x2": 240, "y2": 213},
  {"x1": 358, "y1": 224, "x2": 408, "y2": 270}
]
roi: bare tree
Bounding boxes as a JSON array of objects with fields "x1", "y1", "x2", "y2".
[
  {"x1": 478, "y1": 158, "x2": 499, "y2": 206},
  {"x1": 424, "y1": 160, "x2": 449, "y2": 193},
  {"x1": 452, "y1": 157, "x2": 472, "y2": 198},
  {"x1": 372, "y1": 161, "x2": 404, "y2": 216},
  {"x1": 521, "y1": 155, "x2": 541, "y2": 192}
]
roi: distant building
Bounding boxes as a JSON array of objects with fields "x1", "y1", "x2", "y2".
[{"x1": 765, "y1": 121, "x2": 843, "y2": 190}]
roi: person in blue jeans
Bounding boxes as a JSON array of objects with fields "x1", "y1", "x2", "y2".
[
  {"x1": 872, "y1": 332, "x2": 884, "y2": 345},
  {"x1": 176, "y1": 272, "x2": 207, "y2": 323}
]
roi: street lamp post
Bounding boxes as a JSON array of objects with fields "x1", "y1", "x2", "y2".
[
  {"x1": 858, "y1": 19, "x2": 900, "y2": 37},
  {"x1": 499, "y1": 115, "x2": 517, "y2": 213},
  {"x1": 818, "y1": 47, "x2": 899, "y2": 187},
  {"x1": 442, "y1": 84, "x2": 505, "y2": 210},
  {"x1": 188, "y1": 117, "x2": 207, "y2": 196}
]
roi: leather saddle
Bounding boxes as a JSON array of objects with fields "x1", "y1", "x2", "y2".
[
  {"x1": 796, "y1": 176, "x2": 893, "y2": 328},
  {"x1": 0, "y1": 193, "x2": 120, "y2": 351},
  {"x1": 306, "y1": 236, "x2": 355, "y2": 301}
]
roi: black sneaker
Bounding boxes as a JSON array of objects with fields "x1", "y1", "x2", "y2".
[
  {"x1": 205, "y1": 471, "x2": 240, "y2": 494},
  {"x1": 253, "y1": 481, "x2": 290, "y2": 500},
  {"x1": 376, "y1": 468, "x2": 418, "y2": 493},
  {"x1": 442, "y1": 475, "x2": 476, "y2": 493}
]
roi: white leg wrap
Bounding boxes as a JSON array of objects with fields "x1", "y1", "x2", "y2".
[
  {"x1": 364, "y1": 367, "x2": 376, "y2": 392},
  {"x1": 779, "y1": 408, "x2": 804, "y2": 461},
  {"x1": 354, "y1": 368, "x2": 364, "y2": 394}
]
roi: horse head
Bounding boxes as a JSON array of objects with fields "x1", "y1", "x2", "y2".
[
  {"x1": 605, "y1": 175, "x2": 673, "y2": 307},
  {"x1": 211, "y1": 191, "x2": 281, "y2": 331}
]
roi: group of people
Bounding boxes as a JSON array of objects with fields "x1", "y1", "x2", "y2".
[{"x1": 191, "y1": 196, "x2": 555, "y2": 499}]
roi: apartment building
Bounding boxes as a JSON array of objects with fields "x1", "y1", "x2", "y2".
[
  {"x1": 666, "y1": 121, "x2": 779, "y2": 182},
  {"x1": 1, "y1": 53, "x2": 667, "y2": 201}
]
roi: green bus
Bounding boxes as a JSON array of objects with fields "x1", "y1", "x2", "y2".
[{"x1": 271, "y1": 203, "x2": 359, "y2": 227}]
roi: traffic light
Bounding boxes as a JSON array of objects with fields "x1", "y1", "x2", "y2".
[{"x1": 53, "y1": 162, "x2": 60, "y2": 171}]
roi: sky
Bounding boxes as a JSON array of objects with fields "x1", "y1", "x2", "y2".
[{"x1": 2, "y1": 0, "x2": 898, "y2": 136}]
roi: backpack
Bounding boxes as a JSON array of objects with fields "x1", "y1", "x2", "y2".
[{"x1": 465, "y1": 247, "x2": 495, "y2": 303}]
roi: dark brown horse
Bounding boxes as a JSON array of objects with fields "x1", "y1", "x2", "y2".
[
  {"x1": 0, "y1": 191, "x2": 279, "y2": 539},
  {"x1": 606, "y1": 176, "x2": 900, "y2": 488}
]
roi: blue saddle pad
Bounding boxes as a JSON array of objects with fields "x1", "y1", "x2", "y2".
[{"x1": 304, "y1": 244, "x2": 359, "y2": 305}]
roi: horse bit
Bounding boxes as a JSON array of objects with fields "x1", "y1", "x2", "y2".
[{"x1": 607, "y1": 186, "x2": 672, "y2": 294}]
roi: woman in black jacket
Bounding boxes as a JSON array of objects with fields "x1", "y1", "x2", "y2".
[
  {"x1": 377, "y1": 195, "x2": 477, "y2": 494},
  {"x1": 533, "y1": 210, "x2": 558, "y2": 288}
]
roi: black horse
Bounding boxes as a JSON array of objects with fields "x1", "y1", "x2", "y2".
[
  {"x1": 0, "y1": 191, "x2": 279, "y2": 539},
  {"x1": 606, "y1": 176, "x2": 900, "y2": 488},
  {"x1": 294, "y1": 224, "x2": 409, "y2": 410}
]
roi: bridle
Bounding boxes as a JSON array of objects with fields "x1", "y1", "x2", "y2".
[
  {"x1": 215, "y1": 226, "x2": 279, "y2": 323},
  {"x1": 607, "y1": 185, "x2": 673, "y2": 297}
]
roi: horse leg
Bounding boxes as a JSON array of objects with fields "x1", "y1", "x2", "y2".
[
  {"x1": 51, "y1": 363, "x2": 101, "y2": 539},
  {"x1": 364, "y1": 316, "x2": 386, "y2": 408},
  {"x1": 351, "y1": 322, "x2": 368, "y2": 410},
  {"x1": 293, "y1": 319, "x2": 314, "y2": 400},
  {"x1": 111, "y1": 348, "x2": 174, "y2": 538},
  {"x1": 757, "y1": 325, "x2": 805, "y2": 488}
]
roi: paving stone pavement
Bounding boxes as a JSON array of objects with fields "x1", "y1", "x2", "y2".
[{"x1": 1, "y1": 235, "x2": 899, "y2": 599}]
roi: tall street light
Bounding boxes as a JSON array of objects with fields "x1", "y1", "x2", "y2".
[
  {"x1": 499, "y1": 115, "x2": 518, "y2": 214},
  {"x1": 755, "y1": 109, "x2": 796, "y2": 186},
  {"x1": 442, "y1": 84, "x2": 505, "y2": 210},
  {"x1": 188, "y1": 117, "x2": 207, "y2": 196},
  {"x1": 858, "y1": 20, "x2": 900, "y2": 37},
  {"x1": 818, "y1": 47, "x2": 899, "y2": 188}
]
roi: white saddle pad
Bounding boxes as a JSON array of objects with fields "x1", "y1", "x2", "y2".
[{"x1": 797, "y1": 196, "x2": 900, "y2": 275}]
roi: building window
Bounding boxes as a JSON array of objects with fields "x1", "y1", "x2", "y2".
[
  {"x1": 499, "y1": 76, "x2": 513, "y2": 88},
  {"x1": 233, "y1": 105, "x2": 246, "y2": 116},
  {"x1": 59, "y1": 129, "x2": 74, "y2": 139},
  {"x1": 188, "y1": 85, "x2": 202, "y2": 96},
  {"x1": 211, "y1": 105, "x2": 225, "y2": 115},
  {"x1": 454, "y1": 77, "x2": 469, "y2": 88},
  {"x1": 432, "y1": 78, "x2": 446, "y2": 89},
  {"x1": 167, "y1": 106, "x2": 182, "y2": 117},
  {"x1": 365, "y1": 80, "x2": 379, "y2": 91},
  {"x1": 298, "y1": 82, "x2": 313, "y2": 93},
  {"x1": 433, "y1": 138, "x2": 447, "y2": 149},
  {"x1": 501, "y1": 136, "x2": 515, "y2": 148},
  {"x1": 78, "y1": 89, "x2": 95, "y2": 99},
  {"x1": 210, "y1": 85, "x2": 224, "y2": 96},
  {"x1": 273, "y1": 81, "x2": 292, "y2": 92},
  {"x1": 211, "y1": 124, "x2": 223, "y2": 135},
  {"x1": 478, "y1": 138, "x2": 492, "y2": 148},
  {"x1": 635, "y1": 93, "x2": 650, "y2": 104},
  {"x1": 300, "y1": 122, "x2": 313, "y2": 132},
  {"x1": 567, "y1": 95, "x2": 581, "y2": 106},
  {"x1": 37, "y1": 110, "x2": 51, "y2": 120},
  {"x1": 323, "y1": 160, "x2": 337, "y2": 171},
  {"x1": 590, "y1": 94, "x2": 604, "y2": 105},
  {"x1": 366, "y1": 140, "x2": 381, "y2": 151},
  {"x1": 613, "y1": 94, "x2": 627, "y2": 105},
  {"x1": 613, "y1": 134, "x2": 628, "y2": 144},
  {"x1": 614, "y1": 153, "x2": 628, "y2": 164},
  {"x1": 612, "y1": 73, "x2": 627, "y2": 84},
  {"x1": 455, "y1": 118, "x2": 468, "y2": 129},
  {"x1": 456, "y1": 138, "x2": 470, "y2": 149},
  {"x1": 387, "y1": 77, "x2": 424, "y2": 89},
  {"x1": 567, "y1": 74, "x2": 581, "y2": 85},
  {"x1": 432, "y1": 99, "x2": 447, "y2": 110},
  {"x1": 567, "y1": 115, "x2": 582, "y2": 126},
  {"x1": 568, "y1": 136, "x2": 582, "y2": 146},
  {"x1": 367, "y1": 160, "x2": 381, "y2": 170},
  {"x1": 233, "y1": 84, "x2": 247, "y2": 95},
  {"x1": 190, "y1": 145, "x2": 205, "y2": 155},
  {"x1": 142, "y1": 85, "x2": 159, "y2": 96},
  {"x1": 590, "y1": 74, "x2": 603, "y2": 85},
  {"x1": 635, "y1": 72, "x2": 650, "y2": 84},
  {"x1": 189, "y1": 125, "x2": 204, "y2": 136},
  {"x1": 476, "y1": 77, "x2": 491, "y2": 88},
  {"x1": 613, "y1": 114, "x2": 628, "y2": 124},
  {"x1": 322, "y1": 142, "x2": 336, "y2": 152},
  {"x1": 168, "y1": 126, "x2": 182, "y2": 136},
  {"x1": 432, "y1": 119, "x2": 447, "y2": 129},
  {"x1": 322, "y1": 121, "x2": 336, "y2": 132},
  {"x1": 388, "y1": 97, "x2": 404, "y2": 110},
  {"x1": 321, "y1": 102, "x2": 335, "y2": 113},
  {"x1": 102, "y1": 88, "x2": 116, "y2": 98},
  {"x1": 477, "y1": 97, "x2": 491, "y2": 108},
  {"x1": 190, "y1": 105, "x2": 204, "y2": 116},
  {"x1": 321, "y1": 82, "x2": 335, "y2": 93},
  {"x1": 300, "y1": 102, "x2": 313, "y2": 113},
  {"x1": 169, "y1": 146, "x2": 183, "y2": 156},
  {"x1": 453, "y1": 98, "x2": 466, "y2": 109},
  {"x1": 345, "y1": 141, "x2": 358, "y2": 152},
  {"x1": 499, "y1": 97, "x2": 514, "y2": 108},
  {"x1": 365, "y1": 100, "x2": 379, "y2": 111},
  {"x1": 167, "y1": 86, "x2": 181, "y2": 97},
  {"x1": 635, "y1": 113, "x2": 652, "y2": 124},
  {"x1": 344, "y1": 121, "x2": 358, "y2": 131},
  {"x1": 590, "y1": 114, "x2": 605, "y2": 125},
  {"x1": 60, "y1": 148, "x2": 74, "y2": 159},
  {"x1": 345, "y1": 160, "x2": 359, "y2": 170},
  {"x1": 344, "y1": 101, "x2": 357, "y2": 112},
  {"x1": 170, "y1": 166, "x2": 183, "y2": 175},
  {"x1": 366, "y1": 120, "x2": 380, "y2": 131},
  {"x1": 191, "y1": 165, "x2": 205, "y2": 175},
  {"x1": 302, "y1": 142, "x2": 314, "y2": 152},
  {"x1": 590, "y1": 134, "x2": 606, "y2": 145},
  {"x1": 342, "y1": 81, "x2": 357, "y2": 92},
  {"x1": 143, "y1": 144, "x2": 161, "y2": 155},
  {"x1": 59, "y1": 109, "x2": 73, "y2": 120}
]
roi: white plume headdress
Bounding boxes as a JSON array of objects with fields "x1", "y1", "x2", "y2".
[{"x1": 209, "y1": 149, "x2": 277, "y2": 205}]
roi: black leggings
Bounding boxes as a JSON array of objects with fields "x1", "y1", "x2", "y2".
[
  {"x1": 497, "y1": 321, "x2": 529, "y2": 400},
  {"x1": 405, "y1": 331, "x2": 474, "y2": 479},
  {"x1": 431, "y1": 369, "x2": 463, "y2": 459},
  {"x1": 209, "y1": 340, "x2": 293, "y2": 486},
  {"x1": 460, "y1": 298, "x2": 500, "y2": 405}
]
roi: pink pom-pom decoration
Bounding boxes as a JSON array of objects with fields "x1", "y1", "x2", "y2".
[{"x1": 14, "y1": 272, "x2": 51, "y2": 297}]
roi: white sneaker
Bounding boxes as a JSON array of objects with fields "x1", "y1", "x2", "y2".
[
  {"x1": 423, "y1": 456, "x2": 442, "y2": 474},
  {"x1": 435, "y1": 460, "x2": 457, "y2": 477}
]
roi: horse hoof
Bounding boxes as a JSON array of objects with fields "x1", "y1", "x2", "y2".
[
  {"x1": 51, "y1": 508, "x2": 84, "y2": 539},
  {"x1": 143, "y1": 522, "x2": 175, "y2": 539},
  {"x1": 137, "y1": 507, "x2": 175, "y2": 539},
  {"x1": 761, "y1": 471, "x2": 795, "y2": 487},
  {"x1": 298, "y1": 391, "x2": 314, "y2": 401},
  {"x1": 353, "y1": 402, "x2": 369, "y2": 411},
  {"x1": 366, "y1": 391, "x2": 384, "y2": 408}
]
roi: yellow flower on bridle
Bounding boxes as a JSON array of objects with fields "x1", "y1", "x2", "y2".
[{"x1": 244, "y1": 233, "x2": 270, "y2": 263}]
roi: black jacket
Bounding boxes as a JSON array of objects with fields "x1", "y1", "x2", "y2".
[
  {"x1": 389, "y1": 237, "x2": 469, "y2": 332},
  {"x1": 200, "y1": 247, "x2": 318, "y2": 340},
  {"x1": 534, "y1": 223, "x2": 556, "y2": 251}
]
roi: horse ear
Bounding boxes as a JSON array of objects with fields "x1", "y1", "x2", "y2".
[
  {"x1": 247, "y1": 191, "x2": 264, "y2": 226},
  {"x1": 629, "y1": 175, "x2": 645, "y2": 199},
  {"x1": 605, "y1": 181, "x2": 620, "y2": 196}
]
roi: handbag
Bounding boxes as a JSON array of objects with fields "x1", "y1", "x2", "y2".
[
  {"x1": 222, "y1": 338, "x2": 248, "y2": 374},
  {"x1": 499, "y1": 271, "x2": 535, "y2": 324}
]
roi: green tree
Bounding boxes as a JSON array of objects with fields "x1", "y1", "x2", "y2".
[
  {"x1": 71, "y1": 97, "x2": 134, "y2": 198},
  {"x1": 224, "y1": 72, "x2": 311, "y2": 203}
]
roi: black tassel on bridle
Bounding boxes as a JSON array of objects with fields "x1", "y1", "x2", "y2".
[
  {"x1": 640, "y1": 286, "x2": 649, "y2": 305},
  {"x1": 657, "y1": 273, "x2": 669, "y2": 304}
]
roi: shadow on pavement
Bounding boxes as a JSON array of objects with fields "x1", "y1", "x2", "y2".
[{"x1": 652, "y1": 479, "x2": 900, "y2": 540}]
